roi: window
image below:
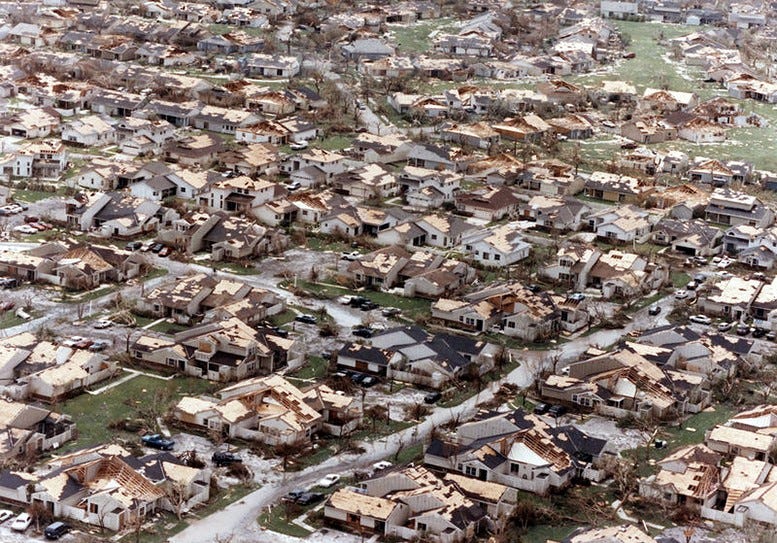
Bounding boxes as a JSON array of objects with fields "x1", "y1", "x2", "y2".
[
  {"x1": 494, "y1": 254, "x2": 501, "y2": 261},
  {"x1": 507, "y1": 321, "x2": 515, "y2": 329},
  {"x1": 89, "y1": 503, "x2": 99, "y2": 514}
]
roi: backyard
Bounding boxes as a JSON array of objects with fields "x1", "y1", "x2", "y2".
[{"x1": 58, "y1": 373, "x2": 216, "y2": 452}]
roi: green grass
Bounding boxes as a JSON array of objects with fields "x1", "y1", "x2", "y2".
[
  {"x1": 627, "y1": 291, "x2": 663, "y2": 313},
  {"x1": 59, "y1": 285, "x2": 119, "y2": 304},
  {"x1": 144, "y1": 267, "x2": 169, "y2": 281},
  {"x1": 394, "y1": 442, "x2": 424, "y2": 465},
  {"x1": 523, "y1": 524, "x2": 579, "y2": 543},
  {"x1": 149, "y1": 320, "x2": 191, "y2": 335},
  {"x1": 59, "y1": 374, "x2": 216, "y2": 451},
  {"x1": 258, "y1": 506, "x2": 312, "y2": 538},
  {"x1": 212, "y1": 261, "x2": 262, "y2": 275},
  {"x1": 12, "y1": 189, "x2": 58, "y2": 203},
  {"x1": 269, "y1": 309, "x2": 297, "y2": 326},
  {"x1": 305, "y1": 235, "x2": 352, "y2": 253},
  {"x1": 294, "y1": 280, "x2": 432, "y2": 319},
  {"x1": 387, "y1": 17, "x2": 457, "y2": 54},
  {"x1": 0, "y1": 311, "x2": 28, "y2": 329},
  {"x1": 312, "y1": 135, "x2": 352, "y2": 151},
  {"x1": 671, "y1": 271, "x2": 691, "y2": 288},
  {"x1": 349, "y1": 419, "x2": 414, "y2": 442},
  {"x1": 133, "y1": 315, "x2": 158, "y2": 329},
  {"x1": 292, "y1": 355, "x2": 328, "y2": 380}
]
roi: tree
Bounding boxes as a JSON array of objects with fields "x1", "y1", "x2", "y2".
[
  {"x1": 365, "y1": 405, "x2": 389, "y2": 432},
  {"x1": 166, "y1": 480, "x2": 189, "y2": 520},
  {"x1": 274, "y1": 439, "x2": 307, "y2": 471}
]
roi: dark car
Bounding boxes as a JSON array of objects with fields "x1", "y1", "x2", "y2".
[
  {"x1": 150, "y1": 243, "x2": 164, "y2": 253},
  {"x1": 350, "y1": 373, "x2": 366, "y2": 384},
  {"x1": 348, "y1": 296, "x2": 369, "y2": 307},
  {"x1": 360, "y1": 376, "x2": 378, "y2": 387},
  {"x1": 44, "y1": 521, "x2": 70, "y2": 540},
  {"x1": 753, "y1": 328, "x2": 768, "y2": 338},
  {"x1": 648, "y1": 305, "x2": 661, "y2": 316},
  {"x1": 125, "y1": 241, "x2": 142, "y2": 251},
  {"x1": 141, "y1": 434, "x2": 175, "y2": 451},
  {"x1": 0, "y1": 278, "x2": 18, "y2": 289},
  {"x1": 533, "y1": 402, "x2": 550, "y2": 415},
  {"x1": 284, "y1": 489, "x2": 307, "y2": 502},
  {"x1": 212, "y1": 451, "x2": 242, "y2": 467},
  {"x1": 352, "y1": 326, "x2": 373, "y2": 338},
  {"x1": 295, "y1": 314, "x2": 317, "y2": 325},
  {"x1": 295, "y1": 492, "x2": 325, "y2": 506},
  {"x1": 737, "y1": 324, "x2": 751, "y2": 336},
  {"x1": 424, "y1": 392, "x2": 442, "y2": 404},
  {"x1": 270, "y1": 326, "x2": 289, "y2": 338},
  {"x1": 158, "y1": 246, "x2": 172, "y2": 257},
  {"x1": 548, "y1": 405, "x2": 568, "y2": 417},
  {"x1": 382, "y1": 307, "x2": 401, "y2": 317},
  {"x1": 89, "y1": 340, "x2": 110, "y2": 352},
  {"x1": 359, "y1": 300, "x2": 379, "y2": 311}
]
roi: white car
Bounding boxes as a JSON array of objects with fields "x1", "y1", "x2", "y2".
[
  {"x1": 674, "y1": 289, "x2": 689, "y2": 300},
  {"x1": 341, "y1": 251, "x2": 361, "y2": 261},
  {"x1": 289, "y1": 140, "x2": 309, "y2": 150},
  {"x1": 373, "y1": 461, "x2": 392, "y2": 471},
  {"x1": 11, "y1": 512, "x2": 31, "y2": 532},
  {"x1": 12, "y1": 225, "x2": 37, "y2": 234},
  {"x1": 0, "y1": 509, "x2": 12, "y2": 523},
  {"x1": 93, "y1": 319, "x2": 113, "y2": 329},
  {"x1": 689, "y1": 314, "x2": 712, "y2": 325},
  {"x1": 317, "y1": 474, "x2": 341, "y2": 488},
  {"x1": 286, "y1": 181, "x2": 302, "y2": 191},
  {"x1": 63, "y1": 336, "x2": 86, "y2": 347},
  {"x1": 717, "y1": 257, "x2": 733, "y2": 269}
]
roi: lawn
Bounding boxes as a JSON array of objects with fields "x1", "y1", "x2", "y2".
[
  {"x1": 295, "y1": 280, "x2": 432, "y2": 320},
  {"x1": 671, "y1": 271, "x2": 691, "y2": 288},
  {"x1": 269, "y1": 309, "x2": 297, "y2": 326},
  {"x1": 291, "y1": 355, "x2": 329, "y2": 380},
  {"x1": 305, "y1": 235, "x2": 352, "y2": 254},
  {"x1": 0, "y1": 311, "x2": 28, "y2": 329},
  {"x1": 312, "y1": 135, "x2": 352, "y2": 151},
  {"x1": 12, "y1": 189, "x2": 58, "y2": 203},
  {"x1": 59, "y1": 374, "x2": 216, "y2": 452},
  {"x1": 258, "y1": 506, "x2": 312, "y2": 538},
  {"x1": 393, "y1": 442, "x2": 424, "y2": 465},
  {"x1": 387, "y1": 18, "x2": 458, "y2": 54}
]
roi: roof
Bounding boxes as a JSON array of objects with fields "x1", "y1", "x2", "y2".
[{"x1": 328, "y1": 488, "x2": 397, "y2": 520}]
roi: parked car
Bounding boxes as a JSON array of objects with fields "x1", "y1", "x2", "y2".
[
  {"x1": 717, "y1": 322, "x2": 733, "y2": 332},
  {"x1": 316, "y1": 474, "x2": 341, "y2": 488},
  {"x1": 424, "y1": 392, "x2": 442, "y2": 404},
  {"x1": 269, "y1": 326, "x2": 289, "y2": 338},
  {"x1": 141, "y1": 241, "x2": 154, "y2": 252},
  {"x1": 44, "y1": 521, "x2": 70, "y2": 540},
  {"x1": 548, "y1": 405, "x2": 567, "y2": 417},
  {"x1": 685, "y1": 280, "x2": 698, "y2": 290},
  {"x1": 212, "y1": 451, "x2": 242, "y2": 467},
  {"x1": 295, "y1": 492, "x2": 325, "y2": 506},
  {"x1": 62, "y1": 336, "x2": 86, "y2": 347},
  {"x1": 286, "y1": 181, "x2": 302, "y2": 191},
  {"x1": 0, "y1": 301, "x2": 15, "y2": 311},
  {"x1": 74, "y1": 339, "x2": 94, "y2": 349},
  {"x1": 125, "y1": 241, "x2": 142, "y2": 251},
  {"x1": 0, "y1": 278, "x2": 18, "y2": 289},
  {"x1": 141, "y1": 434, "x2": 175, "y2": 451},
  {"x1": 284, "y1": 489, "x2": 307, "y2": 502},
  {"x1": 93, "y1": 319, "x2": 113, "y2": 329},
  {"x1": 348, "y1": 296, "x2": 369, "y2": 307},
  {"x1": 382, "y1": 307, "x2": 401, "y2": 317},
  {"x1": 373, "y1": 461, "x2": 393, "y2": 471},
  {"x1": 737, "y1": 324, "x2": 752, "y2": 336},
  {"x1": 0, "y1": 509, "x2": 12, "y2": 523},
  {"x1": 359, "y1": 300, "x2": 379, "y2": 311},
  {"x1": 767, "y1": 332, "x2": 777, "y2": 341},
  {"x1": 674, "y1": 290, "x2": 689, "y2": 300},
  {"x1": 340, "y1": 251, "x2": 361, "y2": 261},
  {"x1": 13, "y1": 225, "x2": 37, "y2": 234},
  {"x1": 289, "y1": 140, "x2": 309, "y2": 150},
  {"x1": 648, "y1": 305, "x2": 661, "y2": 316},
  {"x1": 689, "y1": 314, "x2": 712, "y2": 325},
  {"x1": 11, "y1": 513, "x2": 31, "y2": 532},
  {"x1": 295, "y1": 314, "x2": 317, "y2": 325},
  {"x1": 350, "y1": 373, "x2": 366, "y2": 384},
  {"x1": 360, "y1": 376, "x2": 378, "y2": 387},
  {"x1": 89, "y1": 340, "x2": 111, "y2": 352},
  {"x1": 352, "y1": 326, "x2": 373, "y2": 338},
  {"x1": 150, "y1": 243, "x2": 164, "y2": 253},
  {"x1": 753, "y1": 328, "x2": 768, "y2": 338},
  {"x1": 533, "y1": 402, "x2": 550, "y2": 415},
  {"x1": 158, "y1": 246, "x2": 172, "y2": 257}
]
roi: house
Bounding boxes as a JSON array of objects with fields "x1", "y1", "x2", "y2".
[
  {"x1": 425, "y1": 408, "x2": 611, "y2": 496},
  {"x1": 325, "y1": 466, "x2": 489, "y2": 542},
  {"x1": 433, "y1": 33, "x2": 493, "y2": 57},
  {"x1": 240, "y1": 53, "x2": 300, "y2": 78},
  {"x1": 522, "y1": 159, "x2": 585, "y2": 196},
  {"x1": 456, "y1": 186, "x2": 520, "y2": 222},
  {"x1": 174, "y1": 374, "x2": 361, "y2": 443},
  {"x1": 461, "y1": 223, "x2": 531, "y2": 267},
  {"x1": 698, "y1": 277, "x2": 762, "y2": 320},
  {"x1": 588, "y1": 205, "x2": 653, "y2": 243},
  {"x1": 583, "y1": 171, "x2": 653, "y2": 203},
  {"x1": 52, "y1": 245, "x2": 147, "y2": 290},
  {"x1": 331, "y1": 164, "x2": 399, "y2": 200},
  {"x1": 133, "y1": 318, "x2": 292, "y2": 381},
  {"x1": 1, "y1": 108, "x2": 60, "y2": 139},
  {"x1": 440, "y1": 122, "x2": 500, "y2": 150},
  {"x1": 652, "y1": 218, "x2": 722, "y2": 257},
  {"x1": 433, "y1": 282, "x2": 560, "y2": 342},
  {"x1": 522, "y1": 195, "x2": 590, "y2": 232},
  {"x1": 27, "y1": 445, "x2": 210, "y2": 531},
  {"x1": 492, "y1": 115, "x2": 551, "y2": 142},
  {"x1": 192, "y1": 105, "x2": 260, "y2": 135},
  {"x1": 219, "y1": 143, "x2": 279, "y2": 177},
  {"x1": 546, "y1": 114, "x2": 594, "y2": 139},
  {"x1": 541, "y1": 244, "x2": 602, "y2": 291},
  {"x1": 416, "y1": 214, "x2": 474, "y2": 249},
  {"x1": 642, "y1": 88, "x2": 699, "y2": 112},
  {"x1": 165, "y1": 133, "x2": 227, "y2": 168},
  {"x1": 22, "y1": 350, "x2": 118, "y2": 403},
  {"x1": 562, "y1": 525, "x2": 655, "y2": 543},
  {"x1": 542, "y1": 343, "x2": 710, "y2": 418},
  {"x1": 341, "y1": 38, "x2": 395, "y2": 61},
  {"x1": 0, "y1": 400, "x2": 75, "y2": 462},
  {"x1": 620, "y1": 118, "x2": 677, "y2": 144},
  {"x1": 353, "y1": 132, "x2": 414, "y2": 164},
  {"x1": 407, "y1": 143, "x2": 456, "y2": 171},
  {"x1": 704, "y1": 188, "x2": 774, "y2": 228},
  {"x1": 586, "y1": 250, "x2": 668, "y2": 299},
  {"x1": 66, "y1": 192, "x2": 173, "y2": 239},
  {"x1": 688, "y1": 159, "x2": 736, "y2": 186},
  {"x1": 0, "y1": 140, "x2": 69, "y2": 180},
  {"x1": 61, "y1": 115, "x2": 116, "y2": 147},
  {"x1": 206, "y1": 175, "x2": 279, "y2": 215}
]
